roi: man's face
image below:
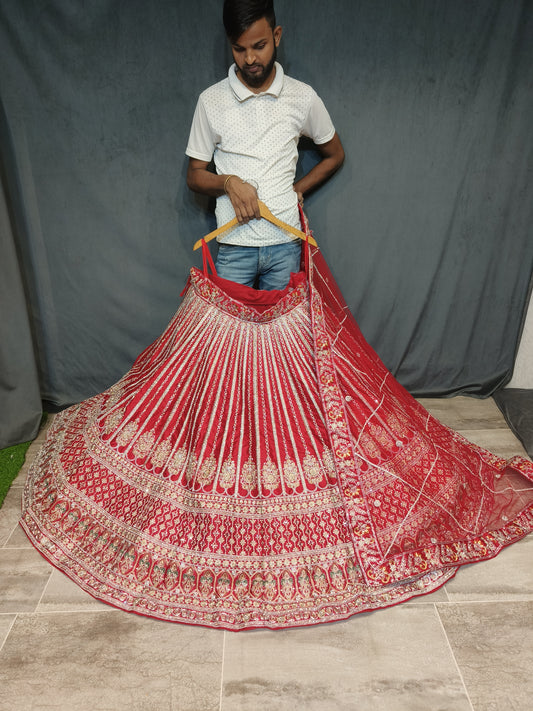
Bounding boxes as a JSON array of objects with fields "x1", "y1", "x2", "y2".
[{"x1": 230, "y1": 17, "x2": 282, "y2": 92}]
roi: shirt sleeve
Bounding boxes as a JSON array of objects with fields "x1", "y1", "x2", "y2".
[
  {"x1": 185, "y1": 97, "x2": 218, "y2": 161},
  {"x1": 301, "y1": 92, "x2": 336, "y2": 145}
]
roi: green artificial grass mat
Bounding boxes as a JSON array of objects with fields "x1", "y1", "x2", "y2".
[
  {"x1": 0, "y1": 414, "x2": 48, "y2": 509},
  {"x1": 0, "y1": 440, "x2": 32, "y2": 509}
]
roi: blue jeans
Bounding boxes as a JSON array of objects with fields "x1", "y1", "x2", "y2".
[{"x1": 215, "y1": 241, "x2": 302, "y2": 291}]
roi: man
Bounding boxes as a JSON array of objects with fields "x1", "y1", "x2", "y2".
[{"x1": 186, "y1": 0, "x2": 344, "y2": 290}]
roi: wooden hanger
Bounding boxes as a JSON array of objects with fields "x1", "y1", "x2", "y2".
[{"x1": 193, "y1": 200, "x2": 317, "y2": 250}]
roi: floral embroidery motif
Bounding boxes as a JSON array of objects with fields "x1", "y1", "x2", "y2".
[
  {"x1": 261, "y1": 460, "x2": 280, "y2": 490},
  {"x1": 241, "y1": 460, "x2": 257, "y2": 492},
  {"x1": 321, "y1": 448, "x2": 336, "y2": 477},
  {"x1": 219, "y1": 461, "x2": 236, "y2": 489},
  {"x1": 101, "y1": 408, "x2": 125, "y2": 435},
  {"x1": 369, "y1": 422, "x2": 395, "y2": 450},
  {"x1": 280, "y1": 570, "x2": 296, "y2": 600},
  {"x1": 197, "y1": 456, "x2": 217, "y2": 486},
  {"x1": 181, "y1": 568, "x2": 197, "y2": 593},
  {"x1": 358, "y1": 432, "x2": 381, "y2": 460},
  {"x1": 234, "y1": 573, "x2": 250, "y2": 600},
  {"x1": 215, "y1": 572, "x2": 232, "y2": 598},
  {"x1": 152, "y1": 439, "x2": 172, "y2": 469},
  {"x1": 185, "y1": 455, "x2": 198, "y2": 484},
  {"x1": 297, "y1": 568, "x2": 312, "y2": 597},
  {"x1": 283, "y1": 459, "x2": 300, "y2": 489},
  {"x1": 167, "y1": 449, "x2": 187, "y2": 480},
  {"x1": 116, "y1": 421, "x2": 139, "y2": 448},
  {"x1": 198, "y1": 570, "x2": 215, "y2": 597},
  {"x1": 105, "y1": 385, "x2": 125, "y2": 409},
  {"x1": 132, "y1": 431, "x2": 155, "y2": 460},
  {"x1": 303, "y1": 453, "x2": 322, "y2": 484}
]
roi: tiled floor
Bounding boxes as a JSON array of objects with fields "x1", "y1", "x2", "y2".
[{"x1": 1, "y1": 397, "x2": 532, "y2": 710}]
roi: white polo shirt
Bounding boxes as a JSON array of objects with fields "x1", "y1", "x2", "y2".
[{"x1": 186, "y1": 62, "x2": 335, "y2": 245}]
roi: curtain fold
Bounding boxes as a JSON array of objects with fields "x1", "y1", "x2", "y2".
[{"x1": 0, "y1": 102, "x2": 42, "y2": 447}]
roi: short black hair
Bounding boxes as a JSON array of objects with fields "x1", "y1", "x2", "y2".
[{"x1": 223, "y1": 0, "x2": 276, "y2": 43}]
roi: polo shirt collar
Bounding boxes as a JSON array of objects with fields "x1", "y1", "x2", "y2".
[{"x1": 228, "y1": 62, "x2": 284, "y2": 101}]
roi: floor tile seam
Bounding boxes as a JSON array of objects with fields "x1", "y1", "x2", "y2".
[
  {"x1": 35, "y1": 566, "x2": 55, "y2": 612},
  {"x1": 435, "y1": 598, "x2": 532, "y2": 606},
  {"x1": 433, "y1": 604, "x2": 476, "y2": 711},
  {"x1": 219, "y1": 630, "x2": 226, "y2": 711},
  {"x1": 454, "y1": 425, "x2": 511, "y2": 431},
  {"x1": 444, "y1": 596, "x2": 533, "y2": 603},
  {"x1": 11, "y1": 608, "x2": 122, "y2": 617},
  {"x1": 1, "y1": 543, "x2": 33, "y2": 550},
  {"x1": 0, "y1": 492, "x2": 24, "y2": 512},
  {"x1": 0, "y1": 613, "x2": 17, "y2": 654},
  {"x1": 456, "y1": 426, "x2": 521, "y2": 435},
  {"x1": 0, "y1": 534, "x2": 21, "y2": 549},
  {"x1": 0, "y1": 493, "x2": 24, "y2": 519}
]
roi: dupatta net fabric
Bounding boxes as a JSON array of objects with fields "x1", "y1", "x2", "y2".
[{"x1": 21, "y1": 231, "x2": 533, "y2": 630}]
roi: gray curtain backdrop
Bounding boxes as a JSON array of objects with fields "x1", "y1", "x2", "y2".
[
  {"x1": 1, "y1": 100, "x2": 42, "y2": 446},
  {"x1": 1, "y1": 0, "x2": 532, "y2": 447}
]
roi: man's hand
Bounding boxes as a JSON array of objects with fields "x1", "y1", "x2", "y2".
[
  {"x1": 186, "y1": 159, "x2": 261, "y2": 223},
  {"x1": 225, "y1": 177, "x2": 261, "y2": 223}
]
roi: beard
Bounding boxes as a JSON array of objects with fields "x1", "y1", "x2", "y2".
[{"x1": 239, "y1": 45, "x2": 277, "y2": 89}]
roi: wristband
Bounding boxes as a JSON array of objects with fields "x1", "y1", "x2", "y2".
[
  {"x1": 223, "y1": 175, "x2": 236, "y2": 194},
  {"x1": 224, "y1": 176, "x2": 259, "y2": 194}
]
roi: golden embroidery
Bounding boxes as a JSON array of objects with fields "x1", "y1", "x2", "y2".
[
  {"x1": 185, "y1": 454, "x2": 198, "y2": 483},
  {"x1": 280, "y1": 570, "x2": 296, "y2": 600},
  {"x1": 241, "y1": 460, "x2": 257, "y2": 491},
  {"x1": 133, "y1": 431, "x2": 155, "y2": 459},
  {"x1": 215, "y1": 572, "x2": 232, "y2": 598},
  {"x1": 219, "y1": 461, "x2": 236, "y2": 489},
  {"x1": 167, "y1": 449, "x2": 187, "y2": 479},
  {"x1": 198, "y1": 569, "x2": 215, "y2": 596},
  {"x1": 197, "y1": 456, "x2": 217, "y2": 486},
  {"x1": 106, "y1": 385, "x2": 125, "y2": 409},
  {"x1": 234, "y1": 573, "x2": 250, "y2": 600},
  {"x1": 297, "y1": 568, "x2": 312, "y2": 598},
  {"x1": 303, "y1": 453, "x2": 322, "y2": 484},
  {"x1": 181, "y1": 567, "x2": 197, "y2": 593},
  {"x1": 261, "y1": 460, "x2": 280, "y2": 490},
  {"x1": 152, "y1": 439, "x2": 172, "y2": 468},
  {"x1": 116, "y1": 421, "x2": 139, "y2": 448},
  {"x1": 369, "y1": 422, "x2": 395, "y2": 450},
  {"x1": 101, "y1": 408, "x2": 125, "y2": 435},
  {"x1": 283, "y1": 459, "x2": 300, "y2": 489},
  {"x1": 321, "y1": 448, "x2": 336, "y2": 477},
  {"x1": 358, "y1": 432, "x2": 380, "y2": 459}
]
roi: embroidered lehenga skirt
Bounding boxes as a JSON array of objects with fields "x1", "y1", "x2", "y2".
[{"x1": 21, "y1": 242, "x2": 533, "y2": 630}]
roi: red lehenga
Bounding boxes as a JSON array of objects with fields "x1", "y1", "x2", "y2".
[{"x1": 21, "y1": 232, "x2": 533, "y2": 630}]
